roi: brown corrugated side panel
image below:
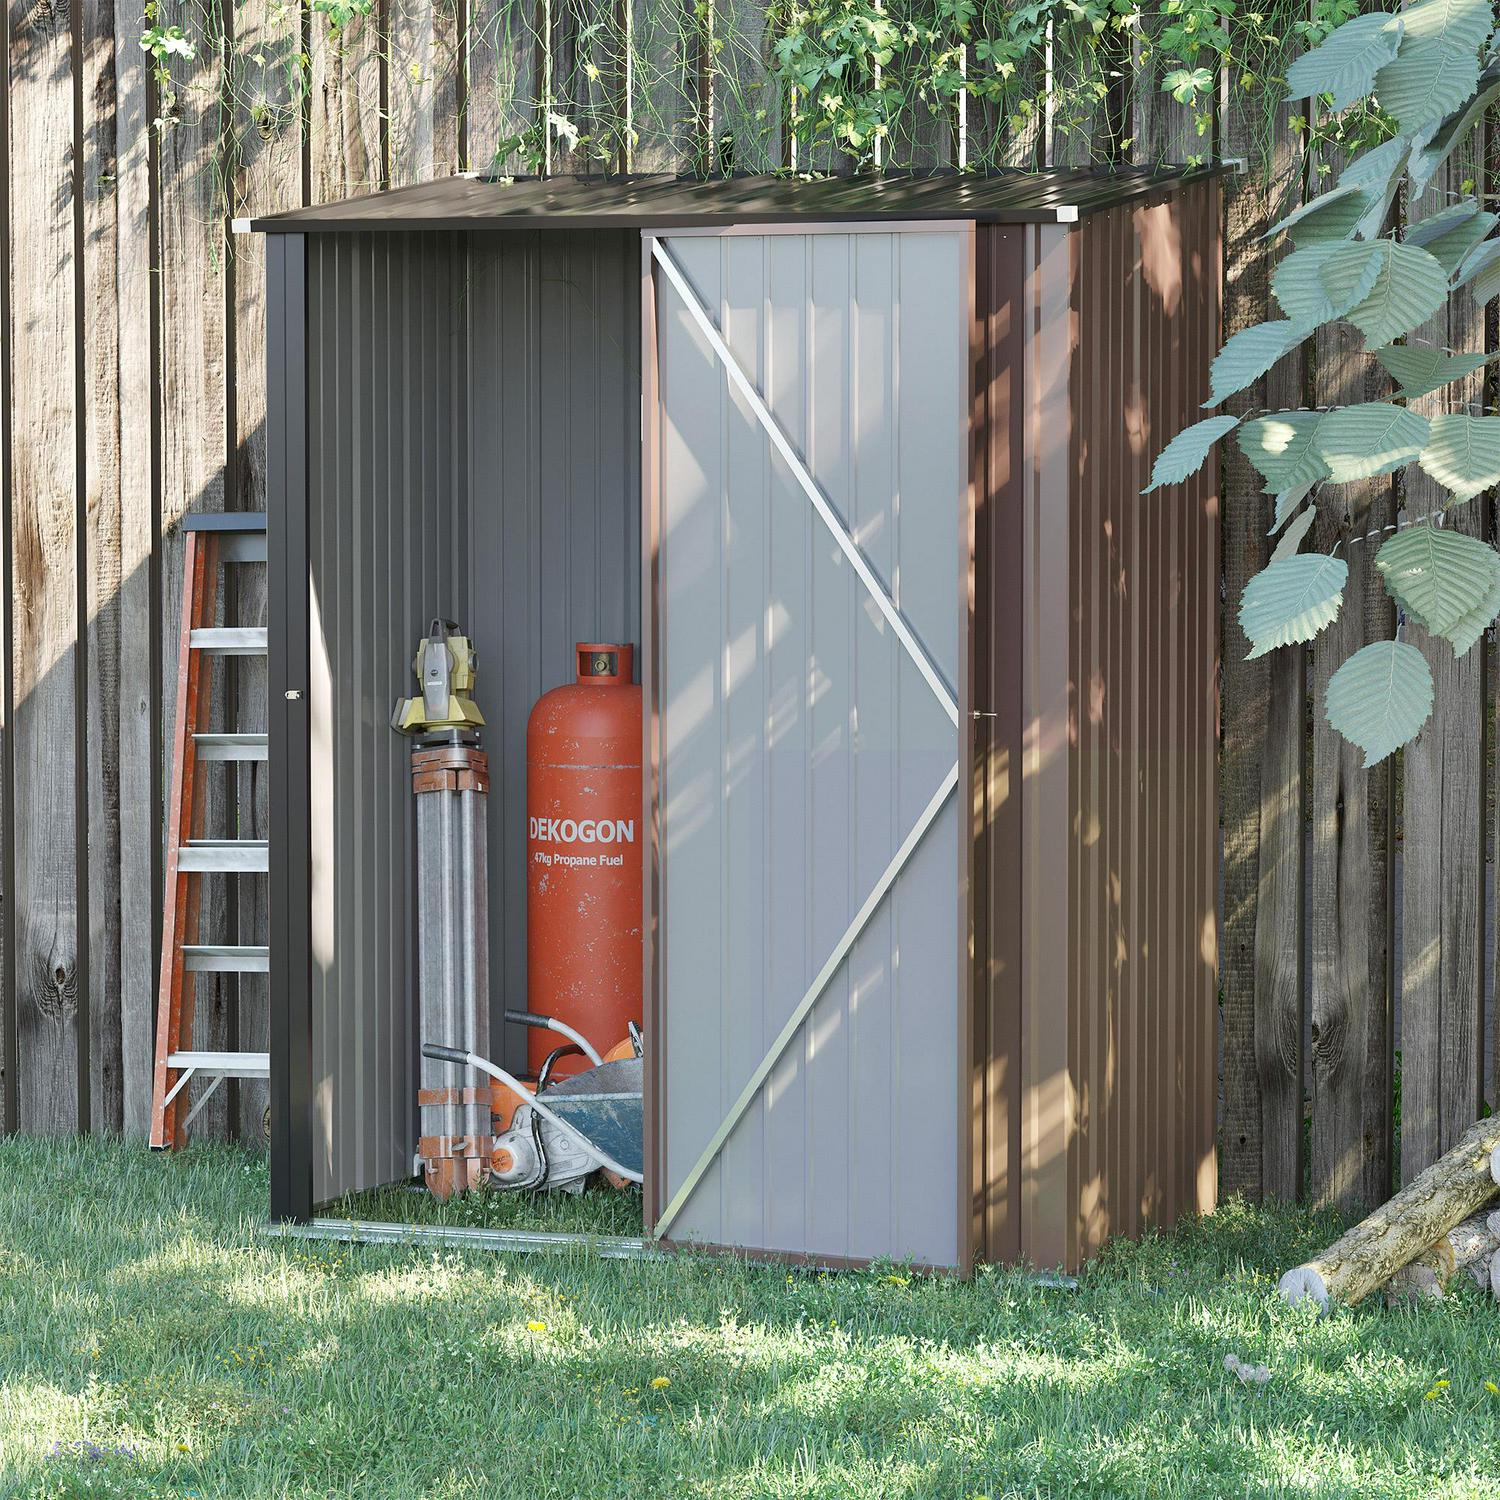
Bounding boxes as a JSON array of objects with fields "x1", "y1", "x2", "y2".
[
  {"x1": 971, "y1": 225, "x2": 1026, "y2": 1265},
  {"x1": 972, "y1": 180, "x2": 1219, "y2": 1273},
  {"x1": 1068, "y1": 180, "x2": 1221, "y2": 1264}
]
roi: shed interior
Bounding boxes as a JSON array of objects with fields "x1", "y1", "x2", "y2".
[{"x1": 302, "y1": 225, "x2": 642, "y2": 1197}]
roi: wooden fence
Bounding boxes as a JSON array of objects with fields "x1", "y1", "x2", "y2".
[{"x1": 0, "y1": 0, "x2": 1493, "y2": 1210}]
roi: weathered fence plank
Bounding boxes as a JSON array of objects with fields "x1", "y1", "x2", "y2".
[
  {"x1": 229, "y1": 0, "x2": 305, "y2": 1141},
  {"x1": 158, "y1": 6, "x2": 233, "y2": 1140},
  {"x1": 9, "y1": 0, "x2": 84, "y2": 1134},
  {"x1": 1309, "y1": 316, "x2": 1394, "y2": 1215},
  {"x1": 630, "y1": 0, "x2": 699, "y2": 169},
  {"x1": 111, "y1": 0, "x2": 159, "y2": 1142},
  {"x1": 468, "y1": 0, "x2": 536, "y2": 171},
  {"x1": 1219, "y1": 85, "x2": 1305, "y2": 1203},
  {"x1": 390, "y1": 0, "x2": 464, "y2": 183},
  {"x1": 83, "y1": 0, "x2": 127, "y2": 1135},
  {"x1": 310, "y1": 10, "x2": 385, "y2": 197},
  {"x1": 713, "y1": 0, "x2": 777, "y2": 171},
  {"x1": 1401, "y1": 154, "x2": 1488, "y2": 1182}
]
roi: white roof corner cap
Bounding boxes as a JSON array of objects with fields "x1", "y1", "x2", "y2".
[
  {"x1": 1055, "y1": 206, "x2": 1080, "y2": 223},
  {"x1": 1222, "y1": 156, "x2": 1249, "y2": 174},
  {"x1": 230, "y1": 216, "x2": 253, "y2": 235}
]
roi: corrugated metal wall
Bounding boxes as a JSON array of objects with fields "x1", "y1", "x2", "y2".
[
  {"x1": 306, "y1": 228, "x2": 641, "y2": 1203},
  {"x1": 1068, "y1": 184, "x2": 1219, "y2": 1265},
  {"x1": 468, "y1": 230, "x2": 642, "y2": 1071},
  {"x1": 651, "y1": 228, "x2": 966, "y2": 1266},
  {"x1": 977, "y1": 183, "x2": 1220, "y2": 1271},
  {"x1": 307, "y1": 232, "x2": 471, "y2": 1201}
]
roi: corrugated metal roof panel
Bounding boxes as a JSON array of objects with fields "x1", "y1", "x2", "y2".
[{"x1": 250, "y1": 166, "x2": 1232, "y2": 232}]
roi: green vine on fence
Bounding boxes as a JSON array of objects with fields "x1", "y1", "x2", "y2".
[{"x1": 138, "y1": 0, "x2": 1382, "y2": 189}]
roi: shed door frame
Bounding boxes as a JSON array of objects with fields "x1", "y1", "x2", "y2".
[{"x1": 640, "y1": 221, "x2": 976, "y2": 1268}]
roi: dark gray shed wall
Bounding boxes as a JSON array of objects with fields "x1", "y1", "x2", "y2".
[
  {"x1": 307, "y1": 229, "x2": 641, "y2": 1203},
  {"x1": 468, "y1": 231, "x2": 642, "y2": 1075},
  {"x1": 308, "y1": 232, "x2": 470, "y2": 1201}
]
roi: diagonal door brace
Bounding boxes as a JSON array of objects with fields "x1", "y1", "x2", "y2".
[
  {"x1": 649, "y1": 237, "x2": 959, "y2": 728},
  {"x1": 649, "y1": 236, "x2": 960, "y2": 1241}
]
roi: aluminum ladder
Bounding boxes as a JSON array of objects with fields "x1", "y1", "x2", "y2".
[{"x1": 149, "y1": 513, "x2": 270, "y2": 1149}]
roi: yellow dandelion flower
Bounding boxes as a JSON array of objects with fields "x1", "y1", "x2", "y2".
[
  {"x1": 1424, "y1": 1389, "x2": 1440, "y2": 1400},
  {"x1": 176, "y1": 1441, "x2": 192, "y2": 1452},
  {"x1": 651, "y1": 1376, "x2": 671, "y2": 1390},
  {"x1": 1486, "y1": 1381, "x2": 1499, "y2": 1395},
  {"x1": 526, "y1": 1320, "x2": 547, "y2": 1333},
  {"x1": 882, "y1": 1274, "x2": 910, "y2": 1287}
]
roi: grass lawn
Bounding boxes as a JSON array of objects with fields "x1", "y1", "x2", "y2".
[{"x1": 2, "y1": 1138, "x2": 1500, "y2": 1497}]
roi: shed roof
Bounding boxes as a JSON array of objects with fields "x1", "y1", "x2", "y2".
[{"x1": 246, "y1": 167, "x2": 1228, "y2": 233}]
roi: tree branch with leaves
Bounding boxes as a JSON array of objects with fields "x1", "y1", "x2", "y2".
[{"x1": 1149, "y1": 0, "x2": 1500, "y2": 764}]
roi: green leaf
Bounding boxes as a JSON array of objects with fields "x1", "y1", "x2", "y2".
[
  {"x1": 1270, "y1": 479, "x2": 1316, "y2": 534},
  {"x1": 1475, "y1": 258, "x2": 1500, "y2": 308},
  {"x1": 1339, "y1": 137, "x2": 1410, "y2": 238},
  {"x1": 1454, "y1": 237, "x2": 1500, "y2": 294},
  {"x1": 1144, "y1": 414, "x2": 1239, "y2": 492},
  {"x1": 1405, "y1": 202, "x2": 1497, "y2": 275},
  {"x1": 1408, "y1": 64, "x2": 1500, "y2": 193},
  {"x1": 1321, "y1": 240, "x2": 1449, "y2": 347},
  {"x1": 1416, "y1": 413, "x2": 1500, "y2": 501},
  {"x1": 1372, "y1": 344, "x2": 1495, "y2": 399},
  {"x1": 1373, "y1": 0, "x2": 1490, "y2": 131},
  {"x1": 1206, "y1": 321, "x2": 1307, "y2": 406},
  {"x1": 1457, "y1": 238, "x2": 1500, "y2": 306},
  {"x1": 1239, "y1": 411, "x2": 1331, "y2": 492},
  {"x1": 1338, "y1": 134, "x2": 1408, "y2": 193},
  {"x1": 1323, "y1": 640, "x2": 1435, "y2": 766},
  {"x1": 1273, "y1": 242, "x2": 1378, "y2": 329},
  {"x1": 1312, "y1": 403, "x2": 1430, "y2": 483},
  {"x1": 1266, "y1": 184, "x2": 1373, "y2": 248},
  {"x1": 1286, "y1": 10, "x2": 1402, "y2": 111},
  {"x1": 1239, "y1": 553, "x2": 1349, "y2": 658},
  {"x1": 1391, "y1": 0, "x2": 1492, "y2": 54},
  {"x1": 1376, "y1": 41, "x2": 1481, "y2": 130},
  {"x1": 1271, "y1": 505, "x2": 1319, "y2": 562},
  {"x1": 1376, "y1": 524, "x2": 1500, "y2": 632},
  {"x1": 1442, "y1": 564, "x2": 1500, "y2": 654}
]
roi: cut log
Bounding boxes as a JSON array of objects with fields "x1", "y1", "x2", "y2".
[
  {"x1": 1382, "y1": 1211, "x2": 1500, "y2": 1304},
  {"x1": 1280, "y1": 1116, "x2": 1500, "y2": 1310}
]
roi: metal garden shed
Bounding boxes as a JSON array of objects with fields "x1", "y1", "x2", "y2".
[{"x1": 256, "y1": 169, "x2": 1223, "y2": 1274}]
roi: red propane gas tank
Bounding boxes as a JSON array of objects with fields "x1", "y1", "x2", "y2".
[{"x1": 526, "y1": 643, "x2": 643, "y2": 1078}]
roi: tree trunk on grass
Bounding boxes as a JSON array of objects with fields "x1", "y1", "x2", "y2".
[{"x1": 1280, "y1": 1117, "x2": 1500, "y2": 1310}]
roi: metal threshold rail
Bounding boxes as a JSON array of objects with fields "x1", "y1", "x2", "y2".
[
  {"x1": 264, "y1": 1217, "x2": 664, "y2": 1261},
  {"x1": 259, "y1": 1218, "x2": 1082, "y2": 1286}
]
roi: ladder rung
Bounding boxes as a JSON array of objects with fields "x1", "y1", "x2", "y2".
[
  {"x1": 182, "y1": 512, "x2": 268, "y2": 533},
  {"x1": 189, "y1": 627, "x2": 267, "y2": 655},
  {"x1": 194, "y1": 732, "x2": 269, "y2": 762},
  {"x1": 166, "y1": 1050, "x2": 270, "y2": 1078},
  {"x1": 217, "y1": 533, "x2": 268, "y2": 564},
  {"x1": 183, "y1": 944, "x2": 270, "y2": 973},
  {"x1": 179, "y1": 840, "x2": 269, "y2": 873}
]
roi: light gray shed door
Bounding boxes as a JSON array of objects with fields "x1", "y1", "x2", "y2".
[{"x1": 649, "y1": 227, "x2": 968, "y2": 1267}]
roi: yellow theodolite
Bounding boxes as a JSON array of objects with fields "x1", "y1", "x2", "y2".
[{"x1": 391, "y1": 618, "x2": 486, "y2": 740}]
